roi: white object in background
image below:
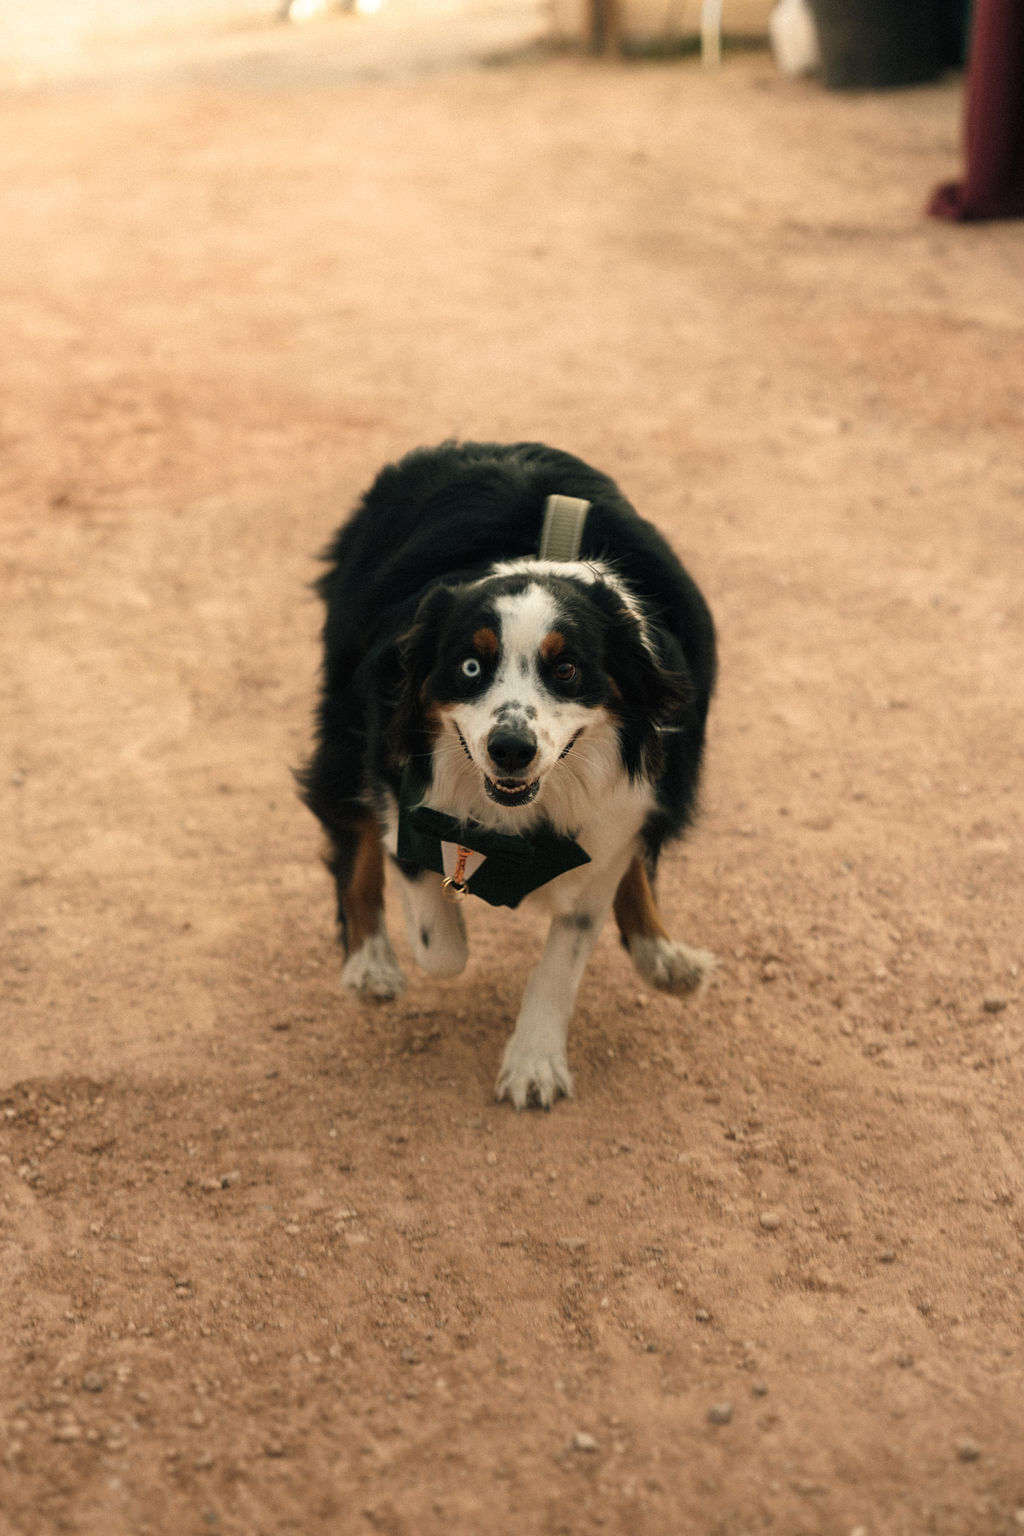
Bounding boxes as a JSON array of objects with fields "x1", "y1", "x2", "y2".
[
  {"x1": 286, "y1": 0, "x2": 384, "y2": 19},
  {"x1": 769, "y1": 0, "x2": 820, "y2": 76},
  {"x1": 701, "y1": 0, "x2": 723, "y2": 68},
  {"x1": 286, "y1": 0, "x2": 328, "y2": 19}
]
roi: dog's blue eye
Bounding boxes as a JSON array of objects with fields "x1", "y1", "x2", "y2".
[{"x1": 461, "y1": 657, "x2": 482, "y2": 679}]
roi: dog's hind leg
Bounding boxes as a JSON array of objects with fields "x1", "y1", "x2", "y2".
[
  {"x1": 613, "y1": 856, "x2": 715, "y2": 996},
  {"x1": 325, "y1": 814, "x2": 406, "y2": 1001},
  {"x1": 393, "y1": 863, "x2": 469, "y2": 979}
]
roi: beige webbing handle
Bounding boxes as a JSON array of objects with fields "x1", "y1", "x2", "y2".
[{"x1": 538, "y1": 494, "x2": 591, "y2": 562}]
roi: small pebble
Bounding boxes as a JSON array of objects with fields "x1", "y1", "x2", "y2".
[
  {"x1": 694, "y1": 1309, "x2": 711, "y2": 1323},
  {"x1": 983, "y1": 995, "x2": 1008, "y2": 1014},
  {"x1": 81, "y1": 1371, "x2": 104, "y2": 1393},
  {"x1": 708, "y1": 1402, "x2": 733, "y2": 1425},
  {"x1": 200, "y1": 1171, "x2": 239, "y2": 1192},
  {"x1": 956, "y1": 1437, "x2": 981, "y2": 1462},
  {"x1": 759, "y1": 1211, "x2": 781, "y2": 1231},
  {"x1": 571, "y1": 1431, "x2": 599, "y2": 1452}
]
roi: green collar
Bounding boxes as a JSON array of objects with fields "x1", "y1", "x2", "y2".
[{"x1": 396, "y1": 767, "x2": 591, "y2": 909}]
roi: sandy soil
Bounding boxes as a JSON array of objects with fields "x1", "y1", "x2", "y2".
[{"x1": 2, "y1": 21, "x2": 1023, "y2": 1536}]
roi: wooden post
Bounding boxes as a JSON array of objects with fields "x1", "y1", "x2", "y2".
[{"x1": 588, "y1": 0, "x2": 622, "y2": 55}]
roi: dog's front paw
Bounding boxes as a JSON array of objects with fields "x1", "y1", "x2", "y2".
[
  {"x1": 628, "y1": 936, "x2": 716, "y2": 996},
  {"x1": 342, "y1": 932, "x2": 406, "y2": 1001},
  {"x1": 412, "y1": 904, "x2": 468, "y2": 980},
  {"x1": 495, "y1": 1040, "x2": 573, "y2": 1111}
]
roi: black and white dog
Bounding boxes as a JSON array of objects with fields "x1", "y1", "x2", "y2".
[{"x1": 300, "y1": 441, "x2": 716, "y2": 1108}]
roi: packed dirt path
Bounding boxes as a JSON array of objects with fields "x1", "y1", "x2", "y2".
[{"x1": 2, "y1": 22, "x2": 1023, "y2": 1536}]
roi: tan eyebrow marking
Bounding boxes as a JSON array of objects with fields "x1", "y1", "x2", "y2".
[
  {"x1": 539, "y1": 630, "x2": 566, "y2": 660},
  {"x1": 473, "y1": 627, "x2": 498, "y2": 655}
]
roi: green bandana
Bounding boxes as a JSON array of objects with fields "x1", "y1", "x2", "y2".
[{"x1": 396, "y1": 768, "x2": 591, "y2": 909}]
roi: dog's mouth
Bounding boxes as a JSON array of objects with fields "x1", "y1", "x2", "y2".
[
  {"x1": 454, "y1": 722, "x2": 584, "y2": 812},
  {"x1": 484, "y1": 776, "x2": 541, "y2": 809}
]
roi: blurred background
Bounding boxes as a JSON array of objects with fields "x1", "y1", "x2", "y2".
[{"x1": 1, "y1": 0, "x2": 777, "y2": 86}]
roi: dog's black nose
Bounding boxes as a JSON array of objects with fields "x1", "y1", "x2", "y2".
[{"x1": 487, "y1": 727, "x2": 538, "y2": 775}]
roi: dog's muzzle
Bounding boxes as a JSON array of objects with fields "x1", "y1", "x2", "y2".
[{"x1": 485, "y1": 726, "x2": 540, "y2": 807}]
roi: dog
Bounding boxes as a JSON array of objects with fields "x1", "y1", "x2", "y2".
[{"x1": 300, "y1": 441, "x2": 716, "y2": 1108}]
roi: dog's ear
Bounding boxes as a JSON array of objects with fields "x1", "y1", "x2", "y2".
[
  {"x1": 601, "y1": 597, "x2": 692, "y2": 781},
  {"x1": 388, "y1": 583, "x2": 459, "y2": 764}
]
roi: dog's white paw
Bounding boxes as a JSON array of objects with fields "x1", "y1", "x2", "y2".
[
  {"x1": 495, "y1": 1040, "x2": 573, "y2": 1111},
  {"x1": 628, "y1": 936, "x2": 716, "y2": 996},
  {"x1": 397, "y1": 872, "x2": 470, "y2": 979},
  {"x1": 342, "y1": 932, "x2": 406, "y2": 1001},
  {"x1": 411, "y1": 904, "x2": 468, "y2": 980}
]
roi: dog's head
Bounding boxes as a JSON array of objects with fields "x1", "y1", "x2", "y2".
[{"x1": 392, "y1": 564, "x2": 689, "y2": 829}]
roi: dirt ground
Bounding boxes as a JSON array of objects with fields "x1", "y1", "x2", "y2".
[{"x1": 2, "y1": 18, "x2": 1023, "y2": 1536}]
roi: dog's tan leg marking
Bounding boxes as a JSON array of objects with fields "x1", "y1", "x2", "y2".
[
  {"x1": 340, "y1": 818, "x2": 405, "y2": 1001},
  {"x1": 613, "y1": 856, "x2": 715, "y2": 996},
  {"x1": 613, "y1": 855, "x2": 670, "y2": 944},
  {"x1": 339, "y1": 817, "x2": 385, "y2": 953}
]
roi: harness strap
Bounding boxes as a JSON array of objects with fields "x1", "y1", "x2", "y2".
[
  {"x1": 538, "y1": 494, "x2": 591, "y2": 562},
  {"x1": 397, "y1": 769, "x2": 591, "y2": 909}
]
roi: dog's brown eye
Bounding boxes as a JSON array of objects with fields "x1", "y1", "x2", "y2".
[{"x1": 554, "y1": 660, "x2": 577, "y2": 682}]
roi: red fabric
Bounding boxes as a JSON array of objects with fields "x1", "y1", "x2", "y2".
[{"x1": 929, "y1": 0, "x2": 1024, "y2": 220}]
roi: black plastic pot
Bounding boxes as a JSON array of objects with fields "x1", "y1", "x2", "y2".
[{"x1": 809, "y1": 0, "x2": 963, "y2": 88}]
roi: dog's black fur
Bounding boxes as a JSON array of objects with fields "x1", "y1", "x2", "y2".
[
  {"x1": 302, "y1": 440, "x2": 715, "y2": 894},
  {"x1": 300, "y1": 440, "x2": 717, "y2": 1106}
]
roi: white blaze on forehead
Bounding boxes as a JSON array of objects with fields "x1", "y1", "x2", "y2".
[
  {"x1": 488, "y1": 556, "x2": 653, "y2": 654},
  {"x1": 493, "y1": 584, "x2": 560, "y2": 674}
]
